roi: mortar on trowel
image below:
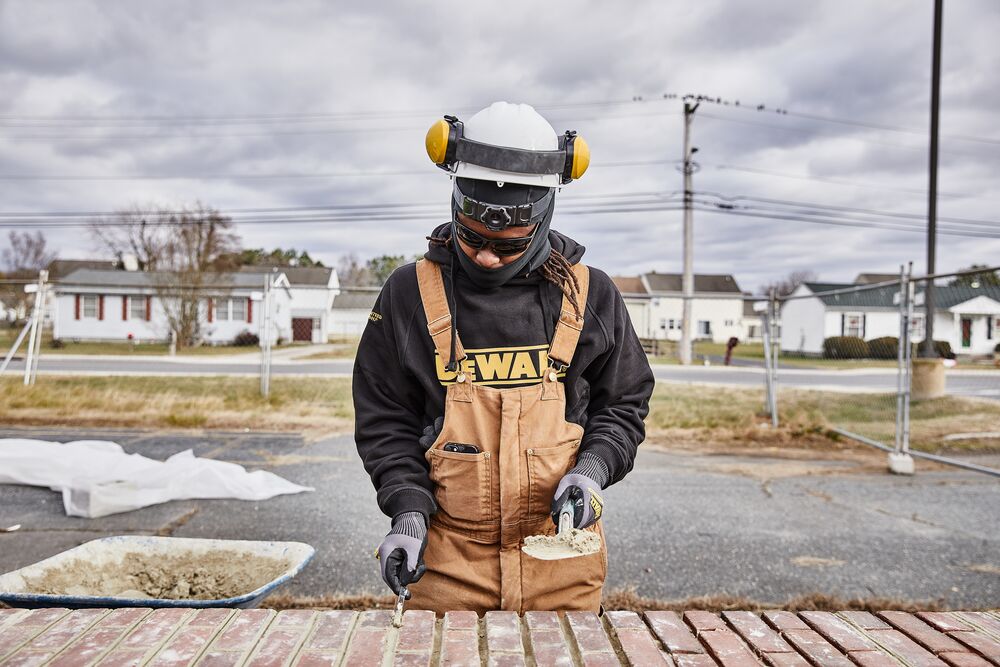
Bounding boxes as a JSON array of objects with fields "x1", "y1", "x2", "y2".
[{"x1": 521, "y1": 499, "x2": 601, "y2": 560}]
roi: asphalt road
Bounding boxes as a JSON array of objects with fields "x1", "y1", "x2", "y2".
[
  {"x1": 2, "y1": 427, "x2": 998, "y2": 607},
  {"x1": 6, "y1": 355, "x2": 1000, "y2": 399}
]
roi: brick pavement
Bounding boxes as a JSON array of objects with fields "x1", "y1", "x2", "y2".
[{"x1": 1, "y1": 607, "x2": 998, "y2": 666}]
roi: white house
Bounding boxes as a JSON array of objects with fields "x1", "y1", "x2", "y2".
[
  {"x1": 329, "y1": 287, "x2": 380, "y2": 338},
  {"x1": 611, "y1": 272, "x2": 746, "y2": 343},
  {"x1": 52, "y1": 267, "x2": 297, "y2": 345},
  {"x1": 239, "y1": 265, "x2": 340, "y2": 343},
  {"x1": 780, "y1": 280, "x2": 1000, "y2": 356},
  {"x1": 741, "y1": 296, "x2": 764, "y2": 342}
]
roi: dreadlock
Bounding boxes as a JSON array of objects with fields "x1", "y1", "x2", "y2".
[{"x1": 426, "y1": 234, "x2": 583, "y2": 320}]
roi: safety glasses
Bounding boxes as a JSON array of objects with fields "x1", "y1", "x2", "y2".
[{"x1": 453, "y1": 218, "x2": 538, "y2": 257}]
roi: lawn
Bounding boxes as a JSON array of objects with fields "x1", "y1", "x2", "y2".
[
  {"x1": 2, "y1": 375, "x2": 996, "y2": 453},
  {"x1": 0, "y1": 329, "x2": 272, "y2": 357}
]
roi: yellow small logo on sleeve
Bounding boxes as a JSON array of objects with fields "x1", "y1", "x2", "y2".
[
  {"x1": 369, "y1": 311, "x2": 383, "y2": 322},
  {"x1": 590, "y1": 490, "x2": 604, "y2": 521}
]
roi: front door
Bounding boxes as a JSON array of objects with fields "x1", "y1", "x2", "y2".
[
  {"x1": 292, "y1": 317, "x2": 313, "y2": 342},
  {"x1": 961, "y1": 317, "x2": 972, "y2": 348}
]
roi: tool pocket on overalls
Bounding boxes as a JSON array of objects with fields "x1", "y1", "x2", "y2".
[
  {"x1": 427, "y1": 448, "x2": 493, "y2": 522},
  {"x1": 525, "y1": 440, "x2": 580, "y2": 518}
]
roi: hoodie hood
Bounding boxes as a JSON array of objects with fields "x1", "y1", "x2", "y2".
[{"x1": 424, "y1": 222, "x2": 586, "y2": 281}]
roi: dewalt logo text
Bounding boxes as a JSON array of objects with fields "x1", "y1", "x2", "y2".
[{"x1": 435, "y1": 344, "x2": 565, "y2": 387}]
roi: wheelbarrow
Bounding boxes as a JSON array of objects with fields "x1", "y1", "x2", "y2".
[{"x1": 0, "y1": 535, "x2": 315, "y2": 609}]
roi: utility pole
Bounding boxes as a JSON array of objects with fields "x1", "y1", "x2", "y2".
[
  {"x1": 260, "y1": 273, "x2": 273, "y2": 398},
  {"x1": 23, "y1": 270, "x2": 47, "y2": 386},
  {"x1": 921, "y1": 0, "x2": 943, "y2": 357},
  {"x1": 679, "y1": 99, "x2": 699, "y2": 365}
]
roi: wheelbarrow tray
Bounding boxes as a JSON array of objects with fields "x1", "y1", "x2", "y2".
[{"x1": 0, "y1": 535, "x2": 314, "y2": 609}]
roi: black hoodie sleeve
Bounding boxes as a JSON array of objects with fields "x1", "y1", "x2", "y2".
[
  {"x1": 577, "y1": 270, "x2": 655, "y2": 487},
  {"x1": 353, "y1": 270, "x2": 438, "y2": 521}
]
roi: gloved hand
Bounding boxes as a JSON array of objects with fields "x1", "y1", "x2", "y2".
[
  {"x1": 551, "y1": 452, "x2": 610, "y2": 530},
  {"x1": 418, "y1": 416, "x2": 444, "y2": 451},
  {"x1": 376, "y1": 511, "x2": 427, "y2": 598}
]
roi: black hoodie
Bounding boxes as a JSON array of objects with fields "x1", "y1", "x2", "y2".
[{"x1": 353, "y1": 223, "x2": 655, "y2": 521}]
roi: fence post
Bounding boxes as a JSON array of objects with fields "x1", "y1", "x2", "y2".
[
  {"x1": 761, "y1": 296, "x2": 778, "y2": 428},
  {"x1": 260, "y1": 273, "x2": 273, "y2": 398},
  {"x1": 889, "y1": 264, "x2": 915, "y2": 475},
  {"x1": 769, "y1": 288, "x2": 779, "y2": 408},
  {"x1": 903, "y1": 263, "x2": 915, "y2": 456},
  {"x1": 22, "y1": 270, "x2": 47, "y2": 386}
]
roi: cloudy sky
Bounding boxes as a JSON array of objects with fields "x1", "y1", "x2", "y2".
[{"x1": 1, "y1": 0, "x2": 998, "y2": 293}]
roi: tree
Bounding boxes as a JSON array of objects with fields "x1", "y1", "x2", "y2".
[
  {"x1": 1, "y1": 231, "x2": 56, "y2": 274},
  {"x1": 336, "y1": 253, "x2": 374, "y2": 287},
  {"x1": 226, "y1": 247, "x2": 325, "y2": 268},
  {"x1": 949, "y1": 265, "x2": 1000, "y2": 287},
  {"x1": 89, "y1": 204, "x2": 241, "y2": 347},
  {"x1": 367, "y1": 254, "x2": 408, "y2": 285},
  {"x1": 758, "y1": 270, "x2": 818, "y2": 297}
]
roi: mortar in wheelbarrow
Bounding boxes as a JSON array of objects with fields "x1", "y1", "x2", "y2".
[{"x1": 0, "y1": 535, "x2": 314, "y2": 609}]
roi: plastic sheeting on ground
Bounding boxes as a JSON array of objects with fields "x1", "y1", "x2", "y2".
[{"x1": 0, "y1": 439, "x2": 314, "y2": 518}]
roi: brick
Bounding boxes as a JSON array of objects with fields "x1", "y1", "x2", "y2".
[
  {"x1": 524, "y1": 613, "x2": 571, "y2": 667},
  {"x1": 840, "y1": 612, "x2": 892, "y2": 631},
  {"x1": 444, "y1": 610, "x2": 479, "y2": 631},
  {"x1": 947, "y1": 630, "x2": 1000, "y2": 665},
  {"x1": 25, "y1": 608, "x2": 107, "y2": 651},
  {"x1": 880, "y1": 611, "x2": 968, "y2": 655},
  {"x1": 939, "y1": 652, "x2": 993, "y2": 667},
  {"x1": 248, "y1": 625, "x2": 316, "y2": 667},
  {"x1": 531, "y1": 641, "x2": 575, "y2": 667},
  {"x1": 800, "y1": 612, "x2": 880, "y2": 653},
  {"x1": 12, "y1": 608, "x2": 71, "y2": 628},
  {"x1": 292, "y1": 650, "x2": 341, "y2": 666},
  {"x1": 304, "y1": 610, "x2": 356, "y2": 650},
  {"x1": 686, "y1": 612, "x2": 729, "y2": 633},
  {"x1": 48, "y1": 616, "x2": 147, "y2": 667},
  {"x1": 96, "y1": 648, "x2": 154, "y2": 666},
  {"x1": 488, "y1": 654, "x2": 527, "y2": 667},
  {"x1": 149, "y1": 623, "x2": 226, "y2": 666},
  {"x1": 610, "y1": 620, "x2": 672, "y2": 665},
  {"x1": 440, "y1": 610, "x2": 480, "y2": 665},
  {"x1": 723, "y1": 612, "x2": 795, "y2": 655},
  {"x1": 697, "y1": 628, "x2": 761, "y2": 667},
  {"x1": 863, "y1": 628, "x2": 948, "y2": 667},
  {"x1": 676, "y1": 655, "x2": 722, "y2": 667},
  {"x1": 393, "y1": 654, "x2": 433, "y2": 667},
  {"x1": 765, "y1": 653, "x2": 811, "y2": 667},
  {"x1": 920, "y1": 613, "x2": 974, "y2": 634},
  {"x1": 646, "y1": 611, "x2": 706, "y2": 654},
  {"x1": 190, "y1": 650, "x2": 244, "y2": 666},
  {"x1": 275, "y1": 610, "x2": 318, "y2": 628},
  {"x1": 120, "y1": 607, "x2": 191, "y2": 651},
  {"x1": 1, "y1": 652, "x2": 52, "y2": 667},
  {"x1": 525, "y1": 611, "x2": 562, "y2": 632},
  {"x1": 579, "y1": 654, "x2": 621, "y2": 667},
  {"x1": 486, "y1": 611, "x2": 524, "y2": 654},
  {"x1": 849, "y1": 651, "x2": 905, "y2": 667},
  {"x1": 565, "y1": 612, "x2": 615, "y2": 656},
  {"x1": 395, "y1": 610, "x2": 435, "y2": 654},
  {"x1": 781, "y1": 629, "x2": 853, "y2": 667},
  {"x1": 762, "y1": 612, "x2": 809, "y2": 632},
  {"x1": 342, "y1": 619, "x2": 389, "y2": 667},
  {"x1": 189, "y1": 608, "x2": 235, "y2": 627},
  {"x1": 958, "y1": 613, "x2": 1000, "y2": 642},
  {"x1": 102, "y1": 607, "x2": 152, "y2": 627},
  {"x1": 0, "y1": 627, "x2": 48, "y2": 662}
]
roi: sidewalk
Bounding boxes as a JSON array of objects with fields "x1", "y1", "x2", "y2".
[{"x1": 2, "y1": 607, "x2": 998, "y2": 666}]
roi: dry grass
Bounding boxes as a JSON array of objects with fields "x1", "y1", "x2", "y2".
[
  {"x1": 265, "y1": 588, "x2": 956, "y2": 612},
  {"x1": 301, "y1": 338, "x2": 361, "y2": 360},
  {"x1": 0, "y1": 376, "x2": 353, "y2": 432}
]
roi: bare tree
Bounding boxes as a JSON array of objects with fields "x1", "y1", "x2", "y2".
[
  {"x1": 1, "y1": 231, "x2": 56, "y2": 273},
  {"x1": 758, "y1": 270, "x2": 818, "y2": 298},
  {"x1": 89, "y1": 203, "x2": 241, "y2": 347},
  {"x1": 336, "y1": 253, "x2": 375, "y2": 287}
]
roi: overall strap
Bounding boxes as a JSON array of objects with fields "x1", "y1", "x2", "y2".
[
  {"x1": 547, "y1": 262, "x2": 591, "y2": 370},
  {"x1": 415, "y1": 259, "x2": 466, "y2": 367}
]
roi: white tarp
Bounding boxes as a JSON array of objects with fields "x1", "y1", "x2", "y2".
[{"x1": 0, "y1": 439, "x2": 314, "y2": 518}]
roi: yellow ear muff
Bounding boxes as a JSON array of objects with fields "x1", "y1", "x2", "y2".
[
  {"x1": 570, "y1": 135, "x2": 590, "y2": 180},
  {"x1": 425, "y1": 119, "x2": 452, "y2": 165}
]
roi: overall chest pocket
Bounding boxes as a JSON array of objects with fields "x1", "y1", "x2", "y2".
[
  {"x1": 427, "y1": 448, "x2": 493, "y2": 522},
  {"x1": 526, "y1": 440, "x2": 580, "y2": 518}
]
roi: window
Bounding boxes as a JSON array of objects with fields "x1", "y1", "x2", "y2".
[
  {"x1": 82, "y1": 295, "x2": 98, "y2": 319},
  {"x1": 217, "y1": 299, "x2": 230, "y2": 321},
  {"x1": 724, "y1": 319, "x2": 734, "y2": 327},
  {"x1": 988, "y1": 316, "x2": 994, "y2": 341},
  {"x1": 130, "y1": 296, "x2": 146, "y2": 320},
  {"x1": 748, "y1": 325, "x2": 761, "y2": 338},
  {"x1": 659, "y1": 318, "x2": 667, "y2": 330},
  {"x1": 697, "y1": 320, "x2": 712, "y2": 336},
  {"x1": 843, "y1": 314, "x2": 864, "y2": 337},
  {"x1": 231, "y1": 298, "x2": 247, "y2": 321}
]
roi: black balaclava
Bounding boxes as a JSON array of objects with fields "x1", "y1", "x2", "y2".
[{"x1": 451, "y1": 177, "x2": 554, "y2": 289}]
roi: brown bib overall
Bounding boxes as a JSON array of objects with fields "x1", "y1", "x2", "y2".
[{"x1": 407, "y1": 259, "x2": 607, "y2": 615}]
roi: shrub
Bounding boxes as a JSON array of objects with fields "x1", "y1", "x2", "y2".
[
  {"x1": 994, "y1": 342, "x2": 1000, "y2": 354},
  {"x1": 48, "y1": 338, "x2": 65, "y2": 349},
  {"x1": 233, "y1": 330, "x2": 260, "y2": 347},
  {"x1": 866, "y1": 336, "x2": 899, "y2": 359},
  {"x1": 933, "y1": 340, "x2": 955, "y2": 360},
  {"x1": 822, "y1": 336, "x2": 869, "y2": 359}
]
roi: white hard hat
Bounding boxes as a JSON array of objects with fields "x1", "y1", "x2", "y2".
[{"x1": 425, "y1": 101, "x2": 589, "y2": 188}]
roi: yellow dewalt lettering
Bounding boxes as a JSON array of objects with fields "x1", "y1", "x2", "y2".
[
  {"x1": 461, "y1": 358, "x2": 476, "y2": 377},
  {"x1": 537, "y1": 350, "x2": 549, "y2": 372},
  {"x1": 435, "y1": 354, "x2": 457, "y2": 381},
  {"x1": 478, "y1": 353, "x2": 514, "y2": 381},
  {"x1": 509, "y1": 352, "x2": 536, "y2": 380}
]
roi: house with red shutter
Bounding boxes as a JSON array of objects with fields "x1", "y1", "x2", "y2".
[{"x1": 50, "y1": 266, "x2": 302, "y2": 345}]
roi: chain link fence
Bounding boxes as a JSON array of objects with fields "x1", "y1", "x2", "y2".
[{"x1": 763, "y1": 265, "x2": 1000, "y2": 477}]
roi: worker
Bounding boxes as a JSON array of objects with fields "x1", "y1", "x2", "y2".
[{"x1": 355, "y1": 101, "x2": 655, "y2": 614}]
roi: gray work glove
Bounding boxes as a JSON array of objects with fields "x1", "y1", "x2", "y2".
[
  {"x1": 376, "y1": 511, "x2": 427, "y2": 598},
  {"x1": 551, "y1": 452, "x2": 610, "y2": 530},
  {"x1": 418, "y1": 416, "x2": 444, "y2": 451}
]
